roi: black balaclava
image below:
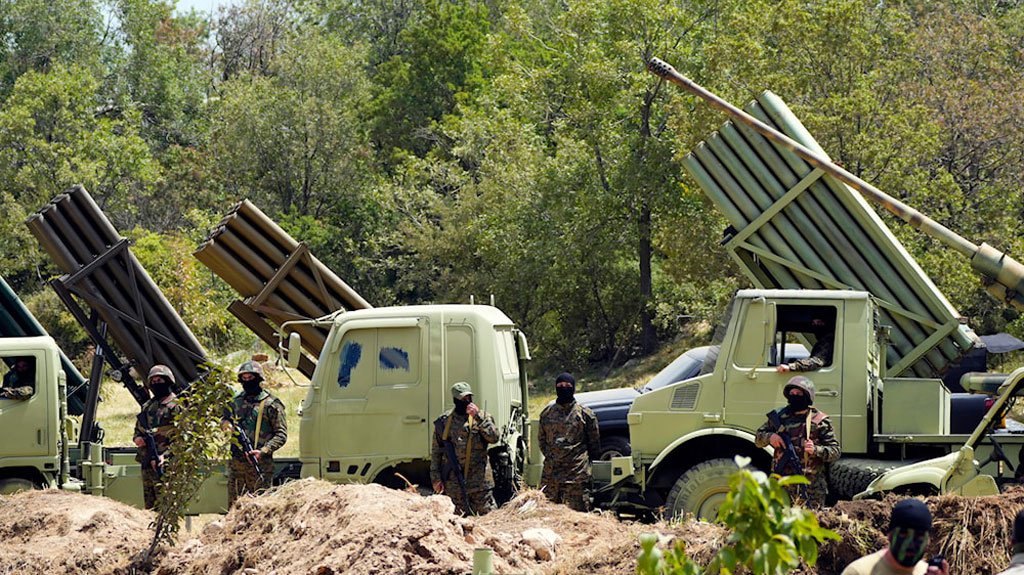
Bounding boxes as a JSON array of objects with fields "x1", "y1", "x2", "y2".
[
  {"x1": 241, "y1": 377, "x2": 263, "y2": 396},
  {"x1": 555, "y1": 372, "x2": 576, "y2": 404},
  {"x1": 150, "y1": 377, "x2": 172, "y2": 399},
  {"x1": 454, "y1": 396, "x2": 471, "y2": 416},
  {"x1": 786, "y1": 391, "x2": 811, "y2": 412},
  {"x1": 888, "y1": 499, "x2": 932, "y2": 567},
  {"x1": 1012, "y1": 508, "x2": 1024, "y2": 554}
]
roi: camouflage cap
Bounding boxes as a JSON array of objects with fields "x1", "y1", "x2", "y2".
[
  {"x1": 784, "y1": 375, "x2": 815, "y2": 404},
  {"x1": 238, "y1": 360, "x2": 264, "y2": 380},
  {"x1": 451, "y1": 381, "x2": 473, "y2": 400},
  {"x1": 147, "y1": 364, "x2": 175, "y2": 386}
]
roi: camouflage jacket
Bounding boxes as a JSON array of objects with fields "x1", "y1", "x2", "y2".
[
  {"x1": 226, "y1": 390, "x2": 288, "y2": 458},
  {"x1": 134, "y1": 395, "x2": 181, "y2": 463},
  {"x1": 786, "y1": 334, "x2": 834, "y2": 371},
  {"x1": 0, "y1": 369, "x2": 34, "y2": 399},
  {"x1": 538, "y1": 400, "x2": 601, "y2": 482},
  {"x1": 430, "y1": 410, "x2": 499, "y2": 490},
  {"x1": 754, "y1": 406, "x2": 840, "y2": 476}
]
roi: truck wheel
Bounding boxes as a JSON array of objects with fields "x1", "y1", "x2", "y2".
[
  {"x1": 0, "y1": 477, "x2": 36, "y2": 494},
  {"x1": 665, "y1": 458, "x2": 739, "y2": 521},
  {"x1": 599, "y1": 436, "x2": 632, "y2": 461},
  {"x1": 828, "y1": 458, "x2": 902, "y2": 499}
]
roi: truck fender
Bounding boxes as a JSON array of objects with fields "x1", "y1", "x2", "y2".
[
  {"x1": 648, "y1": 428, "x2": 773, "y2": 476},
  {"x1": 855, "y1": 446, "x2": 998, "y2": 499}
]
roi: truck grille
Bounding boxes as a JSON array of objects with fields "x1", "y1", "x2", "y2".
[{"x1": 670, "y1": 383, "x2": 700, "y2": 410}]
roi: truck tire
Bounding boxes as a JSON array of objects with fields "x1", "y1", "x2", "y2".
[
  {"x1": 665, "y1": 458, "x2": 739, "y2": 521},
  {"x1": 828, "y1": 458, "x2": 902, "y2": 499},
  {"x1": 0, "y1": 477, "x2": 36, "y2": 494},
  {"x1": 598, "y1": 436, "x2": 632, "y2": 461}
]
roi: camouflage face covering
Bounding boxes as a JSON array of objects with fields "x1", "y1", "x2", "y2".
[{"x1": 889, "y1": 527, "x2": 929, "y2": 567}]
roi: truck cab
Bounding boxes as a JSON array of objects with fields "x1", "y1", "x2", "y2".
[
  {"x1": 0, "y1": 337, "x2": 61, "y2": 492},
  {"x1": 295, "y1": 304, "x2": 530, "y2": 501}
]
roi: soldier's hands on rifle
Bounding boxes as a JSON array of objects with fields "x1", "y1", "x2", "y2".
[
  {"x1": 769, "y1": 433, "x2": 784, "y2": 448},
  {"x1": 803, "y1": 439, "x2": 815, "y2": 455},
  {"x1": 134, "y1": 436, "x2": 146, "y2": 447},
  {"x1": 247, "y1": 449, "x2": 262, "y2": 461},
  {"x1": 433, "y1": 480, "x2": 444, "y2": 493},
  {"x1": 152, "y1": 454, "x2": 165, "y2": 472}
]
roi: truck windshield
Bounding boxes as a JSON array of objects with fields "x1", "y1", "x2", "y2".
[{"x1": 637, "y1": 349, "x2": 705, "y2": 393}]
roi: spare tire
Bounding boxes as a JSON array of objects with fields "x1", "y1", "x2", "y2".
[{"x1": 828, "y1": 458, "x2": 903, "y2": 499}]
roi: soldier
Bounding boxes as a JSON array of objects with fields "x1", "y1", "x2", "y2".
[
  {"x1": 223, "y1": 361, "x2": 287, "y2": 507},
  {"x1": 841, "y1": 498, "x2": 948, "y2": 575},
  {"x1": 133, "y1": 365, "x2": 181, "y2": 510},
  {"x1": 778, "y1": 316, "x2": 834, "y2": 372},
  {"x1": 0, "y1": 356, "x2": 35, "y2": 399},
  {"x1": 430, "y1": 382, "x2": 499, "y2": 515},
  {"x1": 996, "y1": 508, "x2": 1024, "y2": 575},
  {"x1": 755, "y1": 375, "x2": 840, "y2": 508},
  {"x1": 538, "y1": 372, "x2": 601, "y2": 512}
]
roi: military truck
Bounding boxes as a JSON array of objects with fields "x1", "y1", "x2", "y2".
[
  {"x1": 537, "y1": 59, "x2": 1024, "y2": 519},
  {"x1": 279, "y1": 304, "x2": 531, "y2": 501}
]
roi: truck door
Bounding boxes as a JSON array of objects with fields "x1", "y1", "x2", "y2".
[
  {"x1": 723, "y1": 302, "x2": 843, "y2": 445},
  {"x1": 0, "y1": 352, "x2": 51, "y2": 459},
  {"x1": 322, "y1": 318, "x2": 429, "y2": 481}
]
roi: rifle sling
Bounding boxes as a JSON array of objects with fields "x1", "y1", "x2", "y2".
[{"x1": 252, "y1": 398, "x2": 267, "y2": 451}]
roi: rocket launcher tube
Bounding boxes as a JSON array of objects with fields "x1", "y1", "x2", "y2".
[{"x1": 648, "y1": 57, "x2": 1024, "y2": 313}]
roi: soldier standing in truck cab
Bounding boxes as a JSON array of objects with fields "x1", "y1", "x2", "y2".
[
  {"x1": 778, "y1": 316, "x2": 834, "y2": 372},
  {"x1": 430, "y1": 382, "x2": 499, "y2": 515},
  {"x1": 539, "y1": 372, "x2": 601, "y2": 512},
  {"x1": 0, "y1": 356, "x2": 35, "y2": 399},
  {"x1": 755, "y1": 376, "x2": 840, "y2": 508},
  {"x1": 133, "y1": 365, "x2": 181, "y2": 510},
  {"x1": 223, "y1": 361, "x2": 287, "y2": 506}
]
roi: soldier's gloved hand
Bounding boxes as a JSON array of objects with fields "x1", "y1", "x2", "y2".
[
  {"x1": 134, "y1": 437, "x2": 146, "y2": 448},
  {"x1": 769, "y1": 434, "x2": 784, "y2": 449},
  {"x1": 466, "y1": 402, "x2": 479, "y2": 418},
  {"x1": 433, "y1": 480, "x2": 444, "y2": 494},
  {"x1": 803, "y1": 439, "x2": 814, "y2": 455}
]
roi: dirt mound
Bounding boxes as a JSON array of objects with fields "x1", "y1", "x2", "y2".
[
  {"x1": 0, "y1": 489, "x2": 152, "y2": 574},
  {"x1": 816, "y1": 489, "x2": 1024, "y2": 574},
  {"x1": 157, "y1": 479, "x2": 727, "y2": 575}
]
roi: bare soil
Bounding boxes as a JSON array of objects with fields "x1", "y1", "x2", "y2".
[{"x1": 3, "y1": 482, "x2": 1024, "y2": 575}]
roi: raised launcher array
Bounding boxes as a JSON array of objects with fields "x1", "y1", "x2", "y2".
[
  {"x1": 25, "y1": 185, "x2": 209, "y2": 399},
  {"x1": 193, "y1": 199, "x2": 371, "y2": 378},
  {"x1": 0, "y1": 274, "x2": 89, "y2": 415},
  {"x1": 682, "y1": 91, "x2": 977, "y2": 378}
]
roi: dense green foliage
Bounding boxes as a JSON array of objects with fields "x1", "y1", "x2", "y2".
[
  {"x1": 637, "y1": 456, "x2": 839, "y2": 575},
  {"x1": 3, "y1": 0, "x2": 1024, "y2": 376}
]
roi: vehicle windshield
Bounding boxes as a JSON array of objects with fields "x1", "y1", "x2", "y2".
[{"x1": 637, "y1": 349, "x2": 705, "y2": 393}]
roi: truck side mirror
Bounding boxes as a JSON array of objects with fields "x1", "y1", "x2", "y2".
[
  {"x1": 515, "y1": 330, "x2": 531, "y2": 361},
  {"x1": 286, "y1": 332, "x2": 302, "y2": 369}
]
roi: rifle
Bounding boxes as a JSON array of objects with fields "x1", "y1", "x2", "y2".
[
  {"x1": 228, "y1": 417, "x2": 270, "y2": 487},
  {"x1": 435, "y1": 416, "x2": 474, "y2": 515},
  {"x1": 766, "y1": 408, "x2": 809, "y2": 500},
  {"x1": 137, "y1": 412, "x2": 163, "y2": 480}
]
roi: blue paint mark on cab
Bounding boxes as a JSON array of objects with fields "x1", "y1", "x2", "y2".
[
  {"x1": 338, "y1": 341, "x2": 362, "y2": 387},
  {"x1": 379, "y1": 347, "x2": 410, "y2": 371}
]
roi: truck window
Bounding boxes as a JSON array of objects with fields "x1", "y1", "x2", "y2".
[
  {"x1": 377, "y1": 327, "x2": 420, "y2": 386},
  {"x1": 0, "y1": 355, "x2": 37, "y2": 399},
  {"x1": 773, "y1": 305, "x2": 837, "y2": 369},
  {"x1": 446, "y1": 325, "x2": 475, "y2": 388},
  {"x1": 496, "y1": 328, "x2": 518, "y2": 378},
  {"x1": 333, "y1": 329, "x2": 375, "y2": 397},
  {"x1": 733, "y1": 301, "x2": 772, "y2": 367}
]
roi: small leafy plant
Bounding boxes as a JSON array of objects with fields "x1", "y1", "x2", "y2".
[{"x1": 638, "y1": 456, "x2": 840, "y2": 575}]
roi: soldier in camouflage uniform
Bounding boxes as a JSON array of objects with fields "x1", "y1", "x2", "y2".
[
  {"x1": 755, "y1": 376, "x2": 840, "y2": 508},
  {"x1": 430, "y1": 382, "x2": 499, "y2": 515},
  {"x1": 223, "y1": 361, "x2": 287, "y2": 507},
  {"x1": 539, "y1": 373, "x2": 601, "y2": 512},
  {"x1": 0, "y1": 356, "x2": 35, "y2": 400},
  {"x1": 778, "y1": 317, "x2": 834, "y2": 372},
  {"x1": 133, "y1": 365, "x2": 181, "y2": 509}
]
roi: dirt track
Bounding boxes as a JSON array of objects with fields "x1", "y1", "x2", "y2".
[{"x1": 2, "y1": 482, "x2": 1023, "y2": 575}]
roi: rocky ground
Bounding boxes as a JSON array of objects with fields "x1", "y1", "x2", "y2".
[{"x1": 1, "y1": 482, "x2": 1022, "y2": 575}]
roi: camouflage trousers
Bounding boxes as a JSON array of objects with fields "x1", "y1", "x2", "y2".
[
  {"x1": 785, "y1": 471, "x2": 828, "y2": 509},
  {"x1": 141, "y1": 466, "x2": 162, "y2": 510},
  {"x1": 442, "y1": 479, "x2": 495, "y2": 516},
  {"x1": 227, "y1": 454, "x2": 274, "y2": 507},
  {"x1": 541, "y1": 479, "x2": 590, "y2": 512}
]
